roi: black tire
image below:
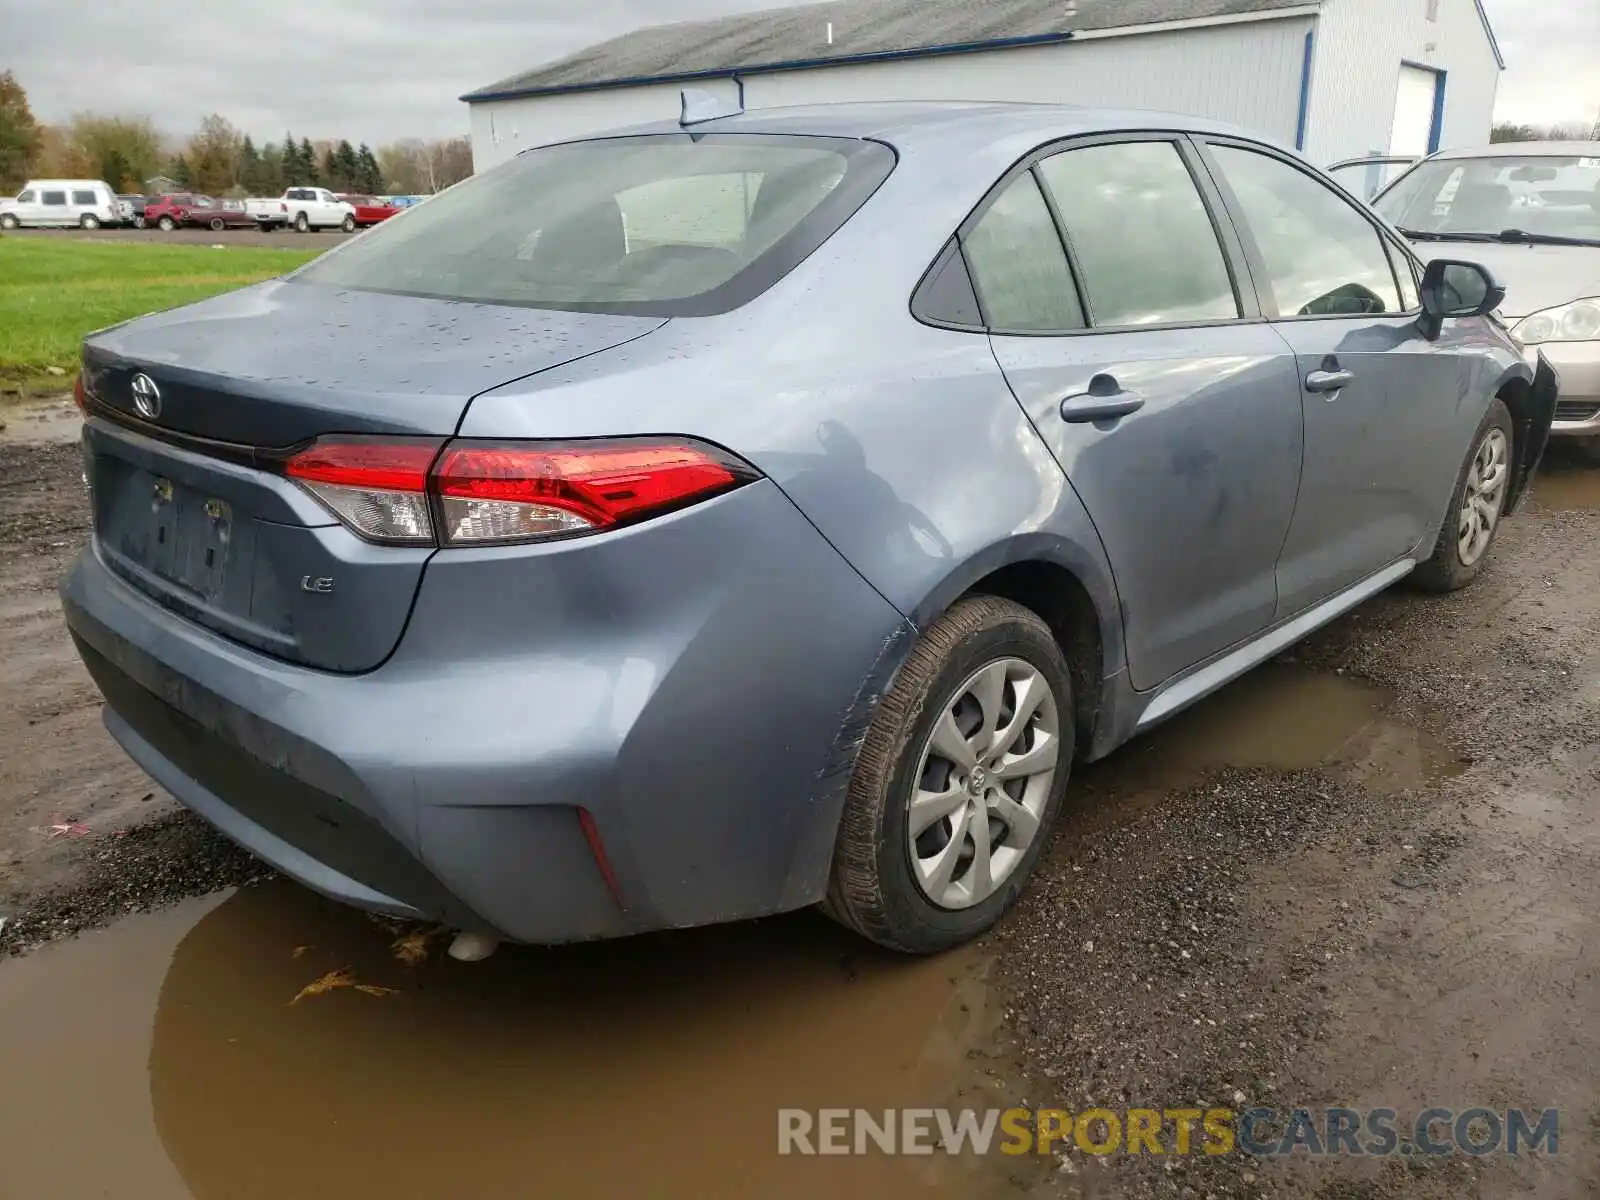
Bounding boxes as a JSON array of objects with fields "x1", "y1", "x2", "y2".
[
  {"x1": 157, "y1": 216, "x2": 176, "y2": 232},
  {"x1": 341, "y1": 214, "x2": 356, "y2": 233},
  {"x1": 823, "y1": 596, "x2": 1074, "y2": 954},
  {"x1": 0, "y1": 214, "x2": 18, "y2": 230},
  {"x1": 134, "y1": 216, "x2": 146, "y2": 229},
  {"x1": 208, "y1": 217, "x2": 225, "y2": 231},
  {"x1": 1411, "y1": 399, "x2": 1514, "y2": 593},
  {"x1": 294, "y1": 212, "x2": 309, "y2": 233},
  {"x1": 80, "y1": 214, "x2": 100, "y2": 230}
]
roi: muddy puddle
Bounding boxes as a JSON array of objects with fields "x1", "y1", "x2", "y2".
[
  {"x1": 1529, "y1": 455, "x2": 1600, "y2": 511},
  {"x1": 0, "y1": 881, "x2": 1037, "y2": 1200},
  {"x1": 1069, "y1": 663, "x2": 1461, "y2": 834},
  {"x1": 0, "y1": 398, "x2": 79, "y2": 445},
  {"x1": 0, "y1": 666, "x2": 1454, "y2": 1199}
]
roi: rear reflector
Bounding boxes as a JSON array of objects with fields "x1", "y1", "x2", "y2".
[
  {"x1": 284, "y1": 438, "x2": 441, "y2": 546},
  {"x1": 279, "y1": 436, "x2": 757, "y2": 547}
]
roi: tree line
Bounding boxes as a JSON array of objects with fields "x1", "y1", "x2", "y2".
[
  {"x1": 1491, "y1": 118, "x2": 1600, "y2": 144},
  {"x1": 0, "y1": 70, "x2": 472, "y2": 197}
]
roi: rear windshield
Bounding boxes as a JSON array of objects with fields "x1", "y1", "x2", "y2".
[{"x1": 293, "y1": 134, "x2": 895, "y2": 316}]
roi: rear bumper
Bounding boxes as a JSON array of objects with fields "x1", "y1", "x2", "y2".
[{"x1": 62, "y1": 480, "x2": 911, "y2": 943}]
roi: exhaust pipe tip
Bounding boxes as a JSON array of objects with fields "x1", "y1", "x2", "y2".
[{"x1": 447, "y1": 931, "x2": 502, "y2": 963}]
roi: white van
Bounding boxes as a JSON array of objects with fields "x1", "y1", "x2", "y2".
[{"x1": 0, "y1": 180, "x2": 120, "y2": 230}]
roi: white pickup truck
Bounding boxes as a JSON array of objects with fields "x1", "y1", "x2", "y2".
[{"x1": 248, "y1": 188, "x2": 357, "y2": 233}]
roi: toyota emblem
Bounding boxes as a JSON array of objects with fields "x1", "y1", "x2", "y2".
[{"x1": 130, "y1": 373, "x2": 162, "y2": 420}]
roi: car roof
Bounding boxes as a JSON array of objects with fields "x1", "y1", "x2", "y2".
[
  {"x1": 1430, "y1": 140, "x2": 1600, "y2": 160},
  {"x1": 576, "y1": 99, "x2": 1265, "y2": 152}
]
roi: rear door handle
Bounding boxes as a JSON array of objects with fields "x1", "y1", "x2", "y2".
[
  {"x1": 1305, "y1": 369, "x2": 1354, "y2": 394},
  {"x1": 1060, "y1": 389, "x2": 1145, "y2": 423}
]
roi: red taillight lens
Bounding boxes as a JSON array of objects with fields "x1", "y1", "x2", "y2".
[
  {"x1": 73, "y1": 374, "x2": 89, "y2": 414},
  {"x1": 285, "y1": 438, "x2": 441, "y2": 545},
  {"x1": 280, "y1": 436, "x2": 756, "y2": 547},
  {"x1": 432, "y1": 441, "x2": 749, "y2": 545}
]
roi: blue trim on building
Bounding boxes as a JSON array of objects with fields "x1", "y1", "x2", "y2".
[
  {"x1": 1426, "y1": 67, "x2": 1447, "y2": 154},
  {"x1": 460, "y1": 31, "x2": 1080, "y2": 103},
  {"x1": 1294, "y1": 28, "x2": 1315, "y2": 151}
]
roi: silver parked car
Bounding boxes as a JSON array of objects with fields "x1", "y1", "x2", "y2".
[
  {"x1": 1346, "y1": 142, "x2": 1598, "y2": 456},
  {"x1": 62, "y1": 102, "x2": 1556, "y2": 954}
]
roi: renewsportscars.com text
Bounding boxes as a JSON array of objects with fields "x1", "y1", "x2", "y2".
[{"x1": 778, "y1": 1106, "x2": 1560, "y2": 1158}]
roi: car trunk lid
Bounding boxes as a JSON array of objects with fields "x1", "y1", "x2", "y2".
[{"x1": 80, "y1": 280, "x2": 667, "y2": 672}]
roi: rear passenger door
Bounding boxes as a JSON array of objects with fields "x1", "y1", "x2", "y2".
[
  {"x1": 1196, "y1": 139, "x2": 1462, "y2": 617},
  {"x1": 970, "y1": 135, "x2": 1304, "y2": 691}
]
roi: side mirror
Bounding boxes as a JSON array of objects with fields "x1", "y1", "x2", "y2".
[{"x1": 1418, "y1": 259, "x2": 1505, "y2": 340}]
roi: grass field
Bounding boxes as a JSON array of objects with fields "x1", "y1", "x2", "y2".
[{"x1": 0, "y1": 238, "x2": 322, "y2": 393}]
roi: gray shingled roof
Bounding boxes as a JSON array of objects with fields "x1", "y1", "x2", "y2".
[{"x1": 462, "y1": 0, "x2": 1320, "y2": 101}]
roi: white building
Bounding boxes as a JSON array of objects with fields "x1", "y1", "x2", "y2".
[{"x1": 463, "y1": 0, "x2": 1502, "y2": 176}]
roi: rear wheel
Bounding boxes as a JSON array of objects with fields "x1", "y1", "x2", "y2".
[
  {"x1": 1411, "y1": 399, "x2": 1514, "y2": 593},
  {"x1": 157, "y1": 215, "x2": 176, "y2": 232},
  {"x1": 209, "y1": 217, "x2": 226, "y2": 231},
  {"x1": 133, "y1": 215, "x2": 146, "y2": 229},
  {"x1": 824, "y1": 596, "x2": 1073, "y2": 954},
  {"x1": 294, "y1": 212, "x2": 309, "y2": 233}
]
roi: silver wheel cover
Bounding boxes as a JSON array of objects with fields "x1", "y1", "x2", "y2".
[
  {"x1": 907, "y1": 658, "x2": 1061, "y2": 910},
  {"x1": 1458, "y1": 427, "x2": 1509, "y2": 567}
]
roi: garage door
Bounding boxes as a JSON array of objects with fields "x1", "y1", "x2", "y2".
[{"x1": 1389, "y1": 65, "x2": 1441, "y2": 157}]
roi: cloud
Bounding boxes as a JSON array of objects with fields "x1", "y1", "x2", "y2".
[
  {"x1": 1484, "y1": 0, "x2": 1600, "y2": 128},
  {"x1": 2, "y1": 0, "x2": 1594, "y2": 146}
]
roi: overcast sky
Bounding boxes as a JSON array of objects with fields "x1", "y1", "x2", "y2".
[{"x1": 2, "y1": 0, "x2": 1595, "y2": 147}]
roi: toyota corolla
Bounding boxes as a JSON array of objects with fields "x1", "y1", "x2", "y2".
[{"x1": 62, "y1": 101, "x2": 1556, "y2": 954}]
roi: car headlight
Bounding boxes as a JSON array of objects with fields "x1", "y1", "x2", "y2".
[{"x1": 1513, "y1": 297, "x2": 1600, "y2": 344}]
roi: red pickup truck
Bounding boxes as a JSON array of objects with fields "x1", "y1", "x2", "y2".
[{"x1": 336, "y1": 194, "x2": 401, "y2": 227}]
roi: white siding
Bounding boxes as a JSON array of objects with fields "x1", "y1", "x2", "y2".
[
  {"x1": 469, "y1": 18, "x2": 1311, "y2": 172},
  {"x1": 1431, "y1": 0, "x2": 1500, "y2": 153},
  {"x1": 1300, "y1": 0, "x2": 1499, "y2": 168},
  {"x1": 746, "y1": 19, "x2": 1311, "y2": 139},
  {"x1": 469, "y1": 78, "x2": 741, "y2": 172}
]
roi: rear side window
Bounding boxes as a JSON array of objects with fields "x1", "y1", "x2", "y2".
[
  {"x1": 1038, "y1": 141, "x2": 1239, "y2": 327},
  {"x1": 1209, "y1": 145, "x2": 1401, "y2": 317},
  {"x1": 41, "y1": 191, "x2": 66, "y2": 206},
  {"x1": 72, "y1": 190, "x2": 96, "y2": 205},
  {"x1": 962, "y1": 172, "x2": 1085, "y2": 332},
  {"x1": 294, "y1": 134, "x2": 893, "y2": 316}
]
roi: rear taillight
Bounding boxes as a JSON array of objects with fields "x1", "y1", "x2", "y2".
[
  {"x1": 73, "y1": 374, "x2": 89, "y2": 414},
  {"x1": 281, "y1": 436, "x2": 757, "y2": 547},
  {"x1": 284, "y1": 438, "x2": 440, "y2": 545}
]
